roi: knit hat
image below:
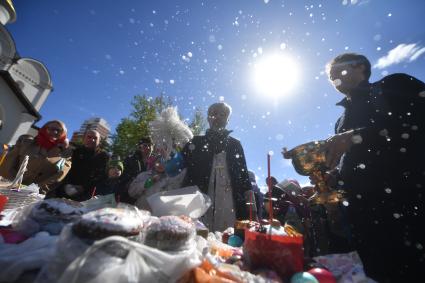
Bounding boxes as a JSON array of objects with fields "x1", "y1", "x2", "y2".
[
  {"x1": 248, "y1": 170, "x2": 256, "y2": 182},
  {"x1": 108, "y1": 160, "x2": 124, "y2": 172}
]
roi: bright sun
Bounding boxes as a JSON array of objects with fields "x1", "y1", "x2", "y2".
[{"x1": 252, "y1": 53, "x2": 300, "y2": 98}]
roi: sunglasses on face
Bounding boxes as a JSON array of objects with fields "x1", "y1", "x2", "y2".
[
  {"x1": 329, "y1": 68, "x2": 350, "y2": 81},
  {"x1": 47, "y1": 126, "x2": 63, "y2": 133},
  {"x1": 85, "y1": 134, "x2": 99, "y2": 141}
]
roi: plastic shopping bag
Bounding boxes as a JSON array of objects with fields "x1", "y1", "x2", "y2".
[
  {"x1": 57, "y1": 236, "x2": 201, "y2": 283},
  {"x1": 0, "y1": 232, "x2": 58, "y2": 282},
  {"x1": 147, "y1": 186, "x2": 211, "y2": 219},
  {"x1": 34, "y1": 224, "x2": 91, "y2": 283}
]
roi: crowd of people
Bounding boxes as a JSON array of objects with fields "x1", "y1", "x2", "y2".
[{"x1": 1, "y1": 52, "x2": 424, "y2": 282}]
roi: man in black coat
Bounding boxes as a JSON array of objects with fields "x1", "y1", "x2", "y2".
[
  {"x1": 322, "y1": 53, "x2": 425, "y2": 282},
  {"x1": 182, "y1": 102, "x2": 252, "y2": 228},
  {"x1": 57, "y1": 130, "x2": 109, "y2": 201}
]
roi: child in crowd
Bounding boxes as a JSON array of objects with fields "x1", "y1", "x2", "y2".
[{"x1": 95, "y1": 160, "x2": 125, "y2": 197}]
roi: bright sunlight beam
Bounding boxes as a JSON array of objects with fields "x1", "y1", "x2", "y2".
[{"x1": 252, "y1": 53, "x2": 300, "y2": 98}]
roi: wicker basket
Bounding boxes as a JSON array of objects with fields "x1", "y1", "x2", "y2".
[
  {"x1": 0, "y1": 155, "x2": 44, "y2": 210},
  {"x1": 0, "y1": 186, "x2": 44, "y2": 210}
]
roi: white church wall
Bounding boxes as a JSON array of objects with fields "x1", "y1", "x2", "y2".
[
  {"x1": 0, "y1": 6, "x2": 11, "y2": 25},
  {"x1": 10, "y1": 112, "x2": 34, "y2": 144},
  {"x1": 0, "y1": 76, "x2": 36, "y2": 145}
]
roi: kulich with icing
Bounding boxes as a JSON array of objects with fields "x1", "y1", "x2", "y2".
[
  {"x1": 72, "y1": 207, "x2": 146, "y2": 240},
  {"x1": 144, "y1": 215, "x2": 195, "y2": 251}
]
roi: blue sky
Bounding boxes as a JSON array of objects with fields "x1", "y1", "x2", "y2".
[{"x1": 7, "y1": 0, "x2": 425, "y2": 188}]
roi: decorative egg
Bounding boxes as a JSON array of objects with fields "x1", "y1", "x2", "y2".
[
  {"x1": 0, "y1": 195, "x2": 8, "y2": 212},
  {"x1": 222, "y1": 231, "x2": 231, "y2": 244},
  {"x1": 307, "y1": 268, "x2": 336, "y2": 283},
  {"x1": 290, "y1": 272, "x2": 319, "y2": 283},
  {"x1": 227, "y1": 235, "x2": 243, "y2": 247}
]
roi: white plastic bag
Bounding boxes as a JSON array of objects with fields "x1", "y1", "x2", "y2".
[
  {"x1": 128, "y1": 171, "x2": 152, "y2": 199},
  {"x1": 12, "y1": 199, "x2": 84, "y2": 236},
  {"x1": 0, "y1": 232, "x2": 58, "y2": 283},
  {"x1": 80, "y1": 193, "x2": 117, "y2": 211},
  {"x1": 34, "y1": 224, "x2": 91, "y2": 283},
  {"x1": 57, "y1": 236, "x2": 201, "y2": 283},
  {"x1": 147, "y1": 186, "x2": 211, "y2": 219},
  {"x1": 130, "y1": 169, "x2": 188, "y2": 210},
  {"x1": 10, "y1": 202, "x2": 41, "y2": 236},
  {"x1": 36, "y1": 204, "x2": 152, "y2": 283}
]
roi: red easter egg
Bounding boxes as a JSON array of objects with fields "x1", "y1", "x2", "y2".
[
  {"x1": 307, "y1": 268, "x2": 336, "y2": 283},
  {"x1": 0, "y1": 195, "x2": 8, "y2": 212}
]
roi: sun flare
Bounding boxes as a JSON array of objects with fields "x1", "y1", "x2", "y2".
[{"x1": 252, "y1": 53, "x2": 300, "y2": 98}]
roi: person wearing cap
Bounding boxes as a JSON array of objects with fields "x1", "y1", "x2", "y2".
[
  {"x1": 94, "y1": 159, "x2": 125, "y2": 196},
  {"x1": 264, "y1": 179, "x2": 310, "y2": 232},
  {"x1": 265, "y1": 176, "x2": 278, "y2": 188},
  {"x1": 122, "y1": 137, "x2": 156, "y2": 182},
  {"x1": 119, "y1": 136, "x2": 157, "y2": 203}
]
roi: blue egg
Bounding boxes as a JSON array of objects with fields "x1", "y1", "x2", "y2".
[
  {"x1": 290, "y1": 272, "x2": 319, "y2": 283},
  {"x1": 227, "y1": 235, "x2": 243, "y2": 247}
]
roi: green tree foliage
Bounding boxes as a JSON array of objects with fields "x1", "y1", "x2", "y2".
[
  {"x1": 189, "y1": 107, "x2": 207, "y2": 136},
  {"x1": 112, "y1": 94, "x2": 171, "y2": 158},
  {"x1": 112, "y1": 94, "x2": 207, "y2": 158}
]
